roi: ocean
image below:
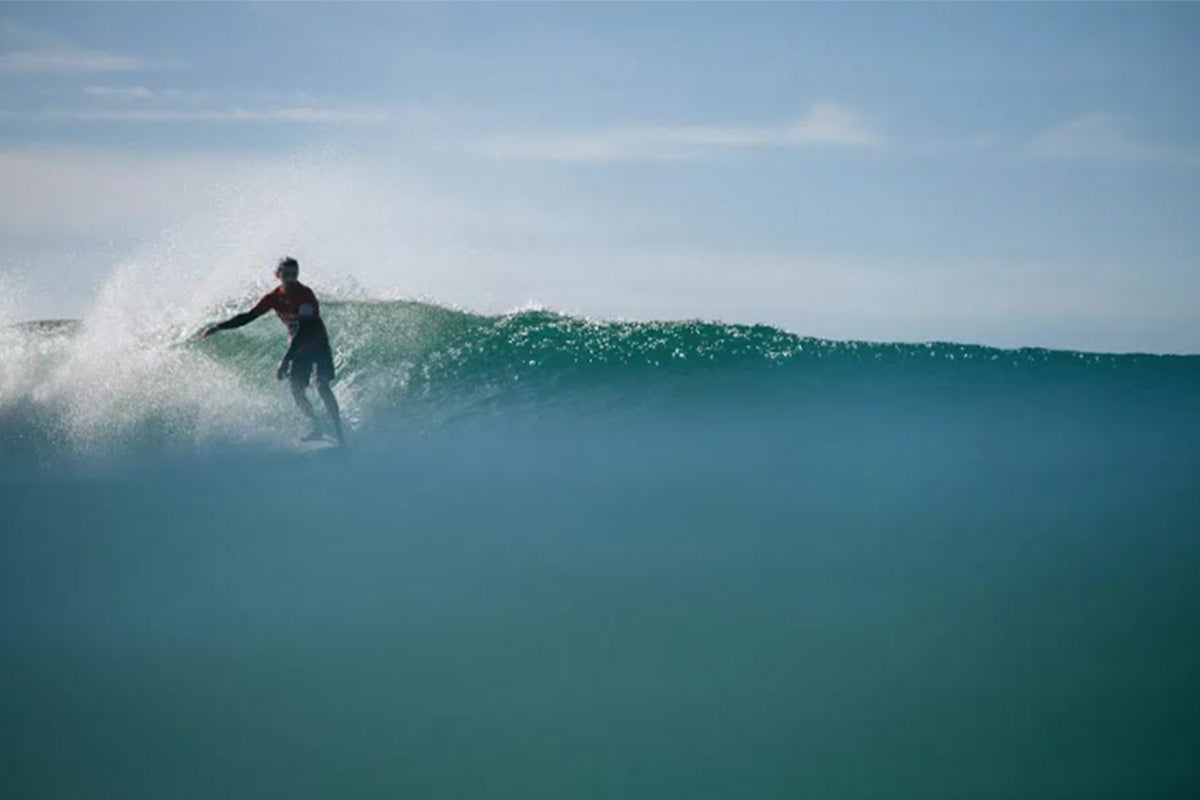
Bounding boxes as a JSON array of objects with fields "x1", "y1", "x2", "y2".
[{"x1": 2, "y1": 296, "x2": 1199, "y2": 798}]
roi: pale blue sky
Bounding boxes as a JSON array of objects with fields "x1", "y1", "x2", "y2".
[{"x1": 2, "y1": 2, "x2": 1198, "y2": 352}]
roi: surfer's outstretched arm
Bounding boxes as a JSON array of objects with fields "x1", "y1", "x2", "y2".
[
  {"x1": 204, "y1": 311, "x2": 257, "y2": 336},
  {"x1": 200, "y1": 296, "x2": 273, "y2": 339}
]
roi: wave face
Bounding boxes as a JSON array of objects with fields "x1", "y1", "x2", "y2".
[
  {"x1": 4, "y1": 297, "x2": 1199, "y2": 461},
  {"x1": 4, "y1": 298, "x2": 1200, "y2": 798}
]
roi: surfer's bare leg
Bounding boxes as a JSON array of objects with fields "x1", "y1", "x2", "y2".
[
  {"x1": 289, "y1": 381, "x2": 319, "y2": 428},
  {"x1": 316, "y1": 380, "x2": 344, "y2": 443}
]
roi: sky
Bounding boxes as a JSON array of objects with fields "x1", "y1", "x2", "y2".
[{"x1": 1, "y1": 1, "x2": 1198, "y2": 352}]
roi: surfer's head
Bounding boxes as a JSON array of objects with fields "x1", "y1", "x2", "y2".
[{"x1": 275, "y1": 257, "x2": 300, "y2": 286}]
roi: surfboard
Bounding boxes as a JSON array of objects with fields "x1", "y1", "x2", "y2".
[{"x1": 297, "y1": 437, "x2": 339, "y2": 454}]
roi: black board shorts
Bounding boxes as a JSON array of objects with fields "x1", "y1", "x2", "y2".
[{"x1": 290, "y1": 344, "x2": 336, "y2": 386}]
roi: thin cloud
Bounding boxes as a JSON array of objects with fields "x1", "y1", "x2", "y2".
[
  {"x1": 12, "y1": 84, "x2": 395, "y2": 125},
  {"x1": 475, "y1": 103, "x2": 882, "y2": 162},
  {"x1": 0, "y1": 48, "x2": 147, "y2": 74},
  {"x1": 83, "y1": 85, "x2": 160, "y2": 101},
  {"x1": 1030, "y1": 113, "x2": 1200, "y2": 169},
  {"x1": 0, "y1": 22, "x2": 156, "y2": 74},
  {"x1": 33, "y1": 106, "x2": 395, "y2": 124},
  {"x1": 83, "y1": 86, "x2": 315, "y2": 105}
]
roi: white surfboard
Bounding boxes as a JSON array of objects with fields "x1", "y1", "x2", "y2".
[{"x1": 296, "y1": 437, "x2": 339, "y2": 454}]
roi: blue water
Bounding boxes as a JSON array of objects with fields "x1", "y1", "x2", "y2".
[{"x1": 3, "y1": 300, "x2": 1199, "y2": 798}]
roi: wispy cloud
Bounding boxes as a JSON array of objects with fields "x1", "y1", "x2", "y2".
[
  {"x1": 0, "y1": 22, "x2": 155, "y2": 74},
  {"x1": 83, "y1": 85, "x2": 160, "y2": 101},
  {"x1": 474, "y1": 103, "x2": 882, "y2": 162},
  {"x1": 0, "y1": 48, "x2": 147, "y2": 74},
  {"x1": 0, "y1": 82, "x2": 396, "y2": 125},
  {"x1": 31, "y1": 106, "x2": 395, "y2": 125},
  {"x1": 6, "y1": 85, "x2": 396, "y2": 125},
  {"x1": 1030, "y1": 113, "x2": 1200, "y2": 169},
  {"x1": 83, "y1": 85, "x2": 317, "y2": 105}
]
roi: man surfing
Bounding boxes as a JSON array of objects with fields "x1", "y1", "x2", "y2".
[{"x1": 202, "y1": 257, "x2": 344, "y2": 445}]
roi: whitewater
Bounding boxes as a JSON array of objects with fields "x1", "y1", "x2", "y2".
[{"x1": 3, "y1": 274, "x2": 1200, "y2": 798}]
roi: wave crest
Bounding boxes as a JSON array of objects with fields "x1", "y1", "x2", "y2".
[{"x1": 2, "y1": 297, "x2": 1197, "y2": 462}]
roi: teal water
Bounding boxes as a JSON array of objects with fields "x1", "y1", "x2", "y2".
[{"x1": 2, "y1": 300, "x2": 1199, "y2": 798}]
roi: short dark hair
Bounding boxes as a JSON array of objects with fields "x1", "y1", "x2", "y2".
[{"x1": 277, "y1": 256, "x2": 299, "y2": 273}]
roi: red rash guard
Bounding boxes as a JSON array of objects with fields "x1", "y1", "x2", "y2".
[{"x1": 250, "y1": 283, "x2": 329, "y2": 353}]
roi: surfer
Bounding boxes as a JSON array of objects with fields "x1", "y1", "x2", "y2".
[{"x1": 201, "y1": 257, "x2": 344, "y2": 445}]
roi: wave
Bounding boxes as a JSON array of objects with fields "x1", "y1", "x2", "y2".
[{"x1": 2, "y1": 296, "x2": 1199, "y2": 464}]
